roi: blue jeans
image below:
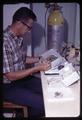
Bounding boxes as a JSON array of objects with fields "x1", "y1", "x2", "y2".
[{"x1": 3, "y1": 76, "x2": 45, "y2": 117}]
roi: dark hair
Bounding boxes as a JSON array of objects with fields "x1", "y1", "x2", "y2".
[{"x1": 12, "y1": 7, "x2": 37, "y2": 23}]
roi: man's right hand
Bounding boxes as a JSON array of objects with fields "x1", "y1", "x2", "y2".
[{"x1": 37, "y1": 60, "x2": 51, "y2": 71}]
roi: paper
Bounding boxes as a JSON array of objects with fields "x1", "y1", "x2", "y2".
[
  {"x1": 45, "y1": 68, "x2": 59, "y2": 74},
  {"x1": 41, "y1": 49, "x2": 80, "y2": 87},
  {"x1": 62, "y1": 71, "x2": 80, "y2": 86}
]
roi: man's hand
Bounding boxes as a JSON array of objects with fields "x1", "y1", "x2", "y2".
[{"x1": 36, "y1": 60, "x2": 51, "y2": 71}]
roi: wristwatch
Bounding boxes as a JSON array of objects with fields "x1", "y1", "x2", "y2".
[{"x1": 38, "y1": 56, "x2": 42, "y2": 60}]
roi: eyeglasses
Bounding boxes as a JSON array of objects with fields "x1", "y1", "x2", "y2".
[{"x1": 21, "y1": 21, "x2": 32, "y2": 30}]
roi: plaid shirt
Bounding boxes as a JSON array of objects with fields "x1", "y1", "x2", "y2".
[{"x1": 3, "y1": 26, "x2": 26, "y2": 83}]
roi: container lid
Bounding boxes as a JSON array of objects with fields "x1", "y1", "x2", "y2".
[{"x1": 48, "y1": 4, "x2": 64, "y2": 25}]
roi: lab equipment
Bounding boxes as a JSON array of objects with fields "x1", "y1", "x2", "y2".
[{"x1": 47, "y1": 3, "x2": 65, "y2": 53}]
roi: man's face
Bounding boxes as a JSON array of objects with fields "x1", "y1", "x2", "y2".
[{"x1": 18, "y1": 18, "x2": 34, "y2": 35}]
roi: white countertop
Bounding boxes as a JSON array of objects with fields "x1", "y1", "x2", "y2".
[{"x1": 41, "y1": 71, "x2": 80, "y2": 117}]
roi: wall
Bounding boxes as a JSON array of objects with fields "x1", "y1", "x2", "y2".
[
  {"x1": 32, "y1": 3, "x2": 80, "y2": 56},
  {"x1": 31, "y1": 3, "x2": 47, "y2": 56},
  {"x1": 58, "y1": 3, "x2": 79, "y2": 45},
  {"x1": 74, "y1": 3, "x2": 80, "y2": 48}
]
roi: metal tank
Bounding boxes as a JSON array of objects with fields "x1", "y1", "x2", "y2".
[{"x1": 47, "y1": 4, "x2": 65, "y2": 53}]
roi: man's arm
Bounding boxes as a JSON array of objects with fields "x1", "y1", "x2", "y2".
[
  {"x1": 26, "y1": 56, "x2": 40, "y2": 64},
  {"x1": 4, "y1": 61, "x2": 51, "y2": 81},
  {"x1": 4, "y1": 67, "x2": 40, "y2": 81}
]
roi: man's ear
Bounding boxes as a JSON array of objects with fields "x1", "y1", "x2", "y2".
[
  {"x1": 16, "y1": 21, "x2": 22, "y2": 25},
  {"x1": 16, "y1": 21, "x2": 23, "y2": 27}
]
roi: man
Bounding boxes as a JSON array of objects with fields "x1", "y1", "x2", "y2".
[{"x1": 3, "y1": 7, "x2": 51, "y2": 117}]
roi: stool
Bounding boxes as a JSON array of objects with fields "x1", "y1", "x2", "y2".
[{"x1": 3, "y1": 102, "x2": 28, "y2": 118}]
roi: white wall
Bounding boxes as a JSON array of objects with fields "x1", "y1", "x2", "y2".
[
  {"x1": 74, "y1": 3, "x2": 80, "y2": 48},
  {"x1": 32, "y1": 3, "x2": 47, "y2": 56},
  {"x1": 58, "y1": 3, "x2": 79, "y2": 44},
  {"x1": 32, "y1": 3, "x2": 80, "y2": 56},
  {"x1": 3, "y1": 3, "x2": 32, "y2": 56}
]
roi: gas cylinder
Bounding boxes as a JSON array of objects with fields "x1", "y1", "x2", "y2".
[{"x1": 47, "y1": 4, "x2": 65, "y2": 53}]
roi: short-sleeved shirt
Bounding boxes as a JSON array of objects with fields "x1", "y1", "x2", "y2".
[{"x1": 3, "y1": 26, "x2": 26, "y2": 83}]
